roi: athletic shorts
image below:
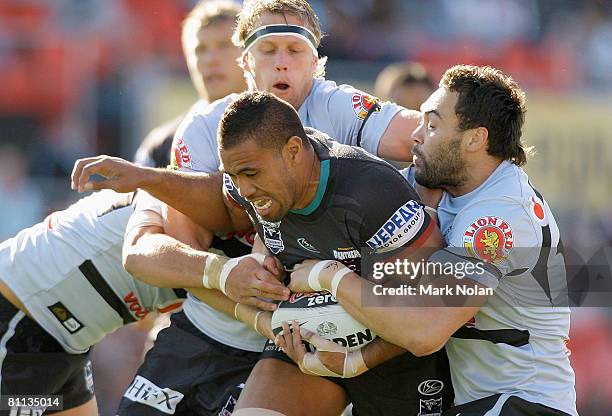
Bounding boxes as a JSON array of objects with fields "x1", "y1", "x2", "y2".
[
  {"x1": 117, "y1": 310, "x2": 260, "y2": 416},
  {"x1": 442, "y1": 394, "x2": 573, "y2": 415},
  {"x1": 262, "y1": 339, "x2": 454, "y2": 416},
  {"x1": 0, "y1": 296, "x2": 94, "y2": 415}
]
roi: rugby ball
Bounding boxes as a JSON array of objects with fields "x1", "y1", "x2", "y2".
[{"x1": 271, "y1": 292, "x2": 376, "y2": 352}]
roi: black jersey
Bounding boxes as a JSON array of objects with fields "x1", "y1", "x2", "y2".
[{"x1": 225, "y1": 129, "x2": 433, "y2": 274}]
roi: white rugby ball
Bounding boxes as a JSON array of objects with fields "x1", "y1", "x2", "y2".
[{"x1": 271, "y1": 291, "x2": 376, "y2": 352}]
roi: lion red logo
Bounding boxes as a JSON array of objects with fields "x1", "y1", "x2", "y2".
[
  {"x1": 463, "y1": 216, "x2": 514, "y2": 264},
  {"x1": 352, "y1": 93, "x2": 380, "y2": 120},
  {"x1": 172, "y1": 138, "x2": 192, "y2": 169}
]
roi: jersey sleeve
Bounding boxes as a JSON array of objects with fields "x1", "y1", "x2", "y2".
[
  {"x1": 356, "y1": 164, "x2": 433, "y2": 254},
  {"x1": 324, "y1": 84, "x2": 403, "y2": 156},
  {"x1": 169, "y1": 100, "x2": 226, "y2": 173},
  {"x1": 125, "y1": 191, "x2": 166, "y2": 237},
  {"x1": 446, "y1": 198, "x2": 541, "y2": 289}
]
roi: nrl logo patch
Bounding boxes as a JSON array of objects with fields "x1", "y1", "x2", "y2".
[
  {"x1": 263, "y1": 224, "x2": 284, "y2": 254},
  {"x1": 48, "y1": 302, "x2": 84, "y2": 334},
  {"x1": 297, "y1": 238, "x2": 319, "y2": 253}
]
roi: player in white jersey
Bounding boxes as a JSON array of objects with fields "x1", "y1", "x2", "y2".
[
  {"x1": 281, "y1": 67, "x2": 577, "y2": 415},
  {"x1": 292, "y1": 65, "x2": 576, "y2": 415},
  {"x1": 0, "y1": 176, "x2": 184, "y2": 415},
  {"x1": 113, "y1": 2, "x2": 278, "y2": 415},
  {"x1": 395, "y1": 64, "x2": 576, "y2": 415},
  {"x1": 134, "y1": 0, "x2": 246, "y2": 170}
]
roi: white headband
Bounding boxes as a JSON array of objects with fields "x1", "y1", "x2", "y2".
[{"x1": 242, "y1": 24, "x2": 318, "y2": 56}]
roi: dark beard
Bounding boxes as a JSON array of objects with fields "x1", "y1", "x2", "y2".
[{"x1": 414, "y1": 137, "x2": 468, "y2": 189}]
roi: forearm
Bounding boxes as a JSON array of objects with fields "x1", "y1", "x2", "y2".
[
  {"x1": 322, "y1": 272, "x2": 470, "y2": 356},
  {"x1": 361, "y1": 337, "x2": 406, "y2": 369},
  {"x1": 376, "y1": 109, "x2": 420, "y2": 161},
  {"x1": 123, "y1": 232, "x2": 209, "y2": 288},
  {"x1": 187, "y1": 287, "x2": 273, "y2": 340},
  {"x1": 138, "y1": 169, "x2": 238, "y2": 232}
]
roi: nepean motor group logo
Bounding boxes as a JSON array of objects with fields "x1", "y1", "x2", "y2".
[{"x1": 366, "y1": 200, "x2": 424, "y2": 253}]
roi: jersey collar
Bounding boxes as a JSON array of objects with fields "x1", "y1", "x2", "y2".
[{"x1": 289, "y1": 159, "x2": 330, "y2": 215}]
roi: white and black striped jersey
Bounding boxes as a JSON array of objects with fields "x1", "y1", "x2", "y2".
[{"x1": 0, "y1": 190, "x2": 185, "y2": 354}]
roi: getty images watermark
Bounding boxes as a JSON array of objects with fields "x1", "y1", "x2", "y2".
[
  {"x1": 369, "y1": 258, "x2": 493, "y2": 297},
  {"x1": 358, "y1": 246, "x2": 612, "y2": 308}
]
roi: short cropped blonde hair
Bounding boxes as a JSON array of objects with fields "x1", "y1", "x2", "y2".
[{"x1": 233, "y1": 0, "x2": 327, "y2": 78}]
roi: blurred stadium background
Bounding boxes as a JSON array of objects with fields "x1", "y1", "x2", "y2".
[{"x1": 0, "y1": 0, "x2": 610, "y2": 414}]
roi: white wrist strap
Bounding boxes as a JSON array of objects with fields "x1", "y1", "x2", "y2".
[
  {"x1": 219, "y1": 253, "x2": 267, "y2": 295},
  {"x1": 202, "y1": 253, "x2": 226, "y2": 289},
  {"x1": 343, "y1": 349, "x2": 367, "y2": 378},
  {"x1": 330, "y1": 268, "x2": 351, "y2": 298},
  {"x1": 300, "y1": 331, "x2": 368, "y2": 378},
  {"x1": 302, "y1": 352, "x2": 343, "y2": 377},
  {"x1": 307, "y1": 260, "x2": 335, "y2": 292}
]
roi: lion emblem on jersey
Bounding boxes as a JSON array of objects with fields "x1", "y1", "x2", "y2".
[
  {"x1": 463, "y1": 216, "x2": 514, "y2": 265},
  {"x1": 352, "y1": 93, "x2": 381, "y2": 120}
]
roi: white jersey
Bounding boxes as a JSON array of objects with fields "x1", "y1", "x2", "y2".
[
  {"x1": 402, "y1": 162, "x2": 576, "y2": 415},
  {"x1": 168, "y1": 78, "x2": 402, "y2": 352},
  {"x1": 171, "y1": 78, "x2": 402, "y2": 172},
  {"x1": 0, "y1": 190, "x2": 185, "y2": 354}
]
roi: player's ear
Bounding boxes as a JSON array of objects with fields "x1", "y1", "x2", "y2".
[
  {"x1": 311, "y1": 55, "x2": 318, "y2": 75},
  {"x1": 242, "y1": 52, "x2": 253, "y2": 76},
  {"x1": 465, "y1": 127, "x2": 488, "y2": 153},
  {"x1": 283, "y1": 136, "x2": 303, "y2": 163}
]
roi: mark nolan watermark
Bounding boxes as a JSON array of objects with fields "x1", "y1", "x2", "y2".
[
  {"x1": 368, "y1": 257, "x2": 492, "y2": 299},
  {"x1": 373, "y1": 283, "x2": 493, "y2": 297}
]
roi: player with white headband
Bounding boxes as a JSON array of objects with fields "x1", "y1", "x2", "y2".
[
  {"x1": 71, "y1": 1, "x2": 452, "y2": 415},
  {"x1": 242, "y1": 24, "x2": 319, "y2": 56}
]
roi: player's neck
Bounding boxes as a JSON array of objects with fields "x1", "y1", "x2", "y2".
[
  {"x1": 294, "y1": 149, "x2": 321, "y2": 210},
  {"x1": 446, "y1": 157, "x2": 502, "y2": 197}
]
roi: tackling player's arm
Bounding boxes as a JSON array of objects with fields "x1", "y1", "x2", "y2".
[
  {"x1": 376, "y1": 108, "x2": 421, "y2": 161},
  {"x1": 326, "y1": 86, "x2": 419, "y2": 161},
  {"x1": 123, "y1": 218, "x2": 275, "y2": 338},
  {"x1": 292, "y1": 248, "x2": 486, "y2": 357},
  {"x1": 71, "y1": 155, "x2": 251, "y2": 232},
  {"x1": 122, "y1": 193, "x2": 287, "y2": 312}
]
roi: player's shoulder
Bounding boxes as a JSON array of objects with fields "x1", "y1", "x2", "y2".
[
  {"x1": 172, "y1": 95, "x2": 237, "y2": 171},
  {"x1": 184, "y1": 94, "x2": 236, "y2": 126},
  {"x1": 459, "y1": 162, "x2": 546, "y2": 227},
  {"x1": 450, "y1": 164, "x2": 550, "y2": 265},
  {"x1": 308, "y1": 127, "x2": 391, "y2": 172},
  {"x1": 310, "y1": 77, "x2": 370, "y2": 97},
  {"x1": 330, "y1": 151, "x2": 414, "y2": 205}
]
